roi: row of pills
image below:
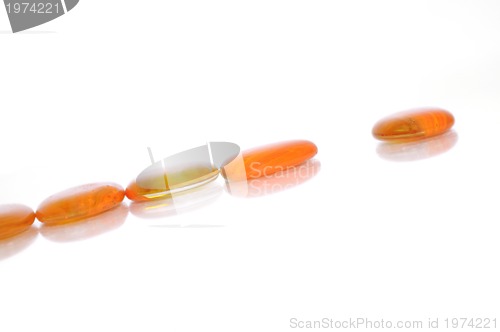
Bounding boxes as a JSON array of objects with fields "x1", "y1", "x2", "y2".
[{"x1": 0, "y1": 107, "x2": 455, "y2": 241}]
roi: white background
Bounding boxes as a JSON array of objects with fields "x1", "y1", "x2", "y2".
[{"x1": 1, "y1": 1, "x2": 500, "y2": 331}]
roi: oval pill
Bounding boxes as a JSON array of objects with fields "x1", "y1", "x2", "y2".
[
  {"x1": 0, "y1": 204, "x2": 35, "y2": 240},
  {"x1": 36, "y1": 182, "x2": 125, "y2": 225},
  {"x1": 126, "y1": 144, "x2": 224, "y2": 202},
  {"x1": 372, "y1": 108, "x2": 455, "y2": 142},
  {"x1": 126, "y1": 166, "x2": 219, "y2": 202},
  {"x1": 222, "y1": 140, "x2": 318, "y2": 180}
]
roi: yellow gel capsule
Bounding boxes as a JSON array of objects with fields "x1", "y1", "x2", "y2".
[
  {"x1": 125, "y1": 143, "x2": 234, "y2": 202},
  {"x1": 126, "y1": 166, "x2": 219, "y2": 202}
]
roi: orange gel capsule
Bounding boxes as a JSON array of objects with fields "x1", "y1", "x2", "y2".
[
  {"x1": 0, "y1": 204, "x2": 35, "y2": 240},
  {"x1": 372, "y1": 108, "x2": 455, "y2": 142},
  {"x1": 222, "y1": 140, "x2": 318, "y2": 180},
  {"x1": 36, "y1": 182, "x2": 125, "y2": 225}
]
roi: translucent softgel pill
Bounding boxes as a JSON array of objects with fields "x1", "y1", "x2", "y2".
[
  {"x1": 126, "y1": 167, "x2": 219, "y2": 202},
  {"x1": 126, "y1": 143, "x2": 239, "y2": 202},
  {"x1": 36, "y1": 182, "x2": 125, "y2": 225},
  {"x1": 222, "y1": 140, "x2": 318, "y2": 180},
  {"x1": 372, "y1": 108, "x2": 455, "y2": 142}
]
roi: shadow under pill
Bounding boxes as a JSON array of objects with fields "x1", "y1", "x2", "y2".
[
  {"x1": 376, "y1": 130, "x2": 458, "y2": 162},
  {"x1": 0, "y1": 226, "x2": 39, "y2": 261},
  {"x1": 40, "y1": 203, "x2": 129, "y2": 243},
  {"x1": 225, "y1": 159, "x2": 321, "y2": 198}
]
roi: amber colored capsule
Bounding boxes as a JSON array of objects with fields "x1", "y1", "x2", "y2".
[
  {"x1": 372, "y1": 108, "x2": 455, "y2": 142},
  {"x1": 0, "y1": 204, "x2": 35, "y2": 240},
  {"x1": 36, "y1": 182, "x2": 125, "y2": 225},
  {"x1": 222, "y1": 140, "x2": 318, "y2": 180}
]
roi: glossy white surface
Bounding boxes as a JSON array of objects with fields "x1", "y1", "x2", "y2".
[{"x1": 1, "y1": 1, "x2": 499, "y2": 331}]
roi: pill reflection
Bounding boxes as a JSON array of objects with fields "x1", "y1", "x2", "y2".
[
  {"x1": 130, "y1": 181, "x2": 223, "y2": 219},
  {"x1": 0, "y1": 226, "x2": 38, "y2": 261},
  {"x1": 376, "y1": 130, "x2": 458, "y2": 162},
  {"x1": 40, "y1": 203, "x2": 129, "y2": 243},
  {"x1": 225, "y1": 159, "x2": 321, "y2": 198}
]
